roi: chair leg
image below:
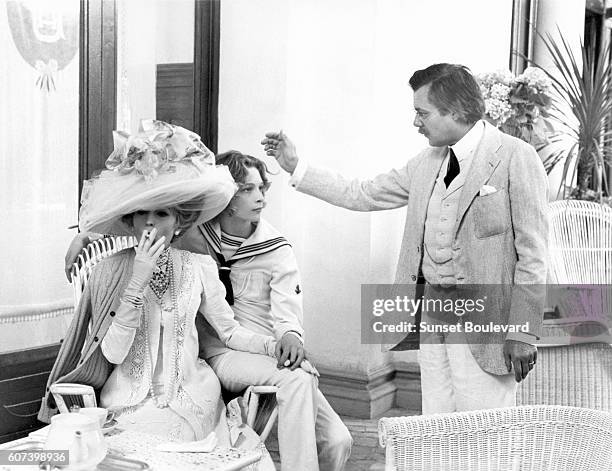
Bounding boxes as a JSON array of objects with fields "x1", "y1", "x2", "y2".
[
  {"x1": 245, "y1": 388, "x2": 260, "y2": 428},
  {"x1": 258, "y1": 407, "x2": 278, "y2": 442},
  {"x1": 243, "y1": 386, "x2": 279, "y2": 442}
]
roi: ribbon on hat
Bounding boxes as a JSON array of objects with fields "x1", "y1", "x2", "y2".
[{"x1": 105, "y1": 120, "x2": 215, "y2": 181}]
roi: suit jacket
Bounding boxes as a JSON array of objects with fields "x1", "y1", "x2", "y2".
[{"x1": 296, "y1": 122, "x2": 548, "y2": 375}]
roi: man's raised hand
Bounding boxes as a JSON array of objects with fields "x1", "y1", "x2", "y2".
[{"x1": 261, "y1": 130, "x2": 299, "y2": 174}]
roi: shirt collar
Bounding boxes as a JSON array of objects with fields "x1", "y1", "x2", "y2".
[{"x1": 449, "y1": 120, "x2": 485, "y2": 163}]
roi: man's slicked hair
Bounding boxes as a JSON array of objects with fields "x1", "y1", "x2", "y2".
[{"x1": 409, "y1": 63, "x2": 485, "y2": 124}]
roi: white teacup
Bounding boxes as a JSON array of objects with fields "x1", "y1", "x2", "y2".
[{"x1": 78, "y1": 407, "x2": 111, "y2": 428}]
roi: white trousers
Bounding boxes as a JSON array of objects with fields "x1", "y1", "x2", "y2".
[
  {"x1": 209, "y1": 351, "x2": 352, "y2": 471},
  {"x1": 419, "y1": 331, "x2": 517, "y2": 415}
]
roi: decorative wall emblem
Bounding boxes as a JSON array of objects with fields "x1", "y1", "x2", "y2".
[{"x1": 6, "y1": 1, "x2": 78, "y2": 92}]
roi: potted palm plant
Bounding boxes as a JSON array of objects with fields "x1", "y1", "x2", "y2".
[{"x1": 532, "y1": 27, "x2": 612, "y2": 204}]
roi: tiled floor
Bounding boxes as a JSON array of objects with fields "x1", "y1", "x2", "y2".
[{"x1": 265, "y1": 408, "x2": 415, "y2": 470}]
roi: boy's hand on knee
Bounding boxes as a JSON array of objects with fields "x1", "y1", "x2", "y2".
[{"x1": 276, "y1": 333, "x2": 306, "y2": 370}]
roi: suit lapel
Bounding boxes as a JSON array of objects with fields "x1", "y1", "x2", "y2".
[{"x1": 453, "y1": 124, "x2": 502, "y2": 237}]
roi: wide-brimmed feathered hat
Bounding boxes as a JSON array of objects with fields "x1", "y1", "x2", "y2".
[{"x1": 78, "y1": 119, "x2": 237, "y2": 236}]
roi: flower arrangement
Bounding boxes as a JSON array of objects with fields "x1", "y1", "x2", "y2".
[{"x1": 477, "y1": 67, "x2": 554, "y2": 149}]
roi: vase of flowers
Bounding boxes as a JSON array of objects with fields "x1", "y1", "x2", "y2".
[{"x1": 477, "y1": 68, "x2": 554, "y2": 155}]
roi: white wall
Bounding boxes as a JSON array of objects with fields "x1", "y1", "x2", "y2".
[{"x1": 218, "y1": 0, "x2": 514, "y2": 375}]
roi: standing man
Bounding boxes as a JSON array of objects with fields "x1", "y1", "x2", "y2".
[{"x1": 262, "y1": 63, "x2": 548, "y2": 414}]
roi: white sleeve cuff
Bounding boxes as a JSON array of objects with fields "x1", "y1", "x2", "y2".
[
  {"x1": 289, "y1": 159, "x2": 308, "y2": 188},
  {"x1": 283, "y1": 330, "x2": 304, "y2": 344},
  {"x1": 506, "y1": 331, "x2": 539, "y2": 345}
]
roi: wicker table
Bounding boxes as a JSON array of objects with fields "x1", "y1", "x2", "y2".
[
  {"x1": 104, "y1": 429, "x2": 262, "y2": 470},
  {"x1": 0, "y1": 428, "x2": 262, "y2": 471}
]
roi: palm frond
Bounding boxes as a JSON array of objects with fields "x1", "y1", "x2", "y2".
[{"x1": 527, "y1": 26, "x2": 612, "y2": 197}]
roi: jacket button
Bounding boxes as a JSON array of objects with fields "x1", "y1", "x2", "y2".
[
  {"x1": 94, "y1": 336, "x2": 99, "y2": 342},
  {"x1": 411, "y1": 275, "x2": 417, "y2": 281},
  {"x1": 110, "y1": 311, "x2": 116, "y2": 317},
  {"x1": 416, "y1": 246, "x2": 420, "y2": 253}
]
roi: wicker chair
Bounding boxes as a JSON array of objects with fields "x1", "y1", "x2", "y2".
[
  {"x1": 517, "y1": 200, "x2": 612, "y2": 410},
  {"x1": 547, "y1": 199, "x2": 612, "y2": 285},
  {"x1": 378, "y1": 405, "x2": 612, "y2": 470},
  {"x1": 63, "y1": 236, "x2": 278, "y2": 440}
]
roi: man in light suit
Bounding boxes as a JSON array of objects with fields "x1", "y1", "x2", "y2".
[{"x1": 261, "y1": 63, "x2": 548, "y2": 414}]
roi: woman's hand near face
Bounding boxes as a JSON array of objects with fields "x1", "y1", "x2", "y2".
[{"x1": 129, "y1": 228, "x2": 166, "y2": 292}]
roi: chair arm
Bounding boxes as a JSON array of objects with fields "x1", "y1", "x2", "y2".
[
  {"x1": 249, "y1": 385, "x2": 279, "y2": 395},
  {"x1": 49, "y1": 383, "x2": 97, "y2": 414}
]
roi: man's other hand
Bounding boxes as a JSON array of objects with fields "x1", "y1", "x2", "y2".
[{"x1": 503, "y1": 339, "x2": 537, "y2": 383}]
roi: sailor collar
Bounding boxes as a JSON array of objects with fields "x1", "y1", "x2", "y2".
[{"x1": 198, "y1": 219, "x2": 290, "y2": 261}]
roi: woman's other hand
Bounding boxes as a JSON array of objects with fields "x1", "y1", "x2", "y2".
[{"x1": 130, "y1": 228, "x2": 166, "y2": 292}]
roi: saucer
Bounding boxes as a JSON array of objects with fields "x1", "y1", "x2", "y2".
[{"x1": 102, "y1": 418, "x2": 118, "y2": 434}]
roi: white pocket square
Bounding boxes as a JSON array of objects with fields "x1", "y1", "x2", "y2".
[{"x1": 479, "y1": 184, "x2": 497, "y2": 196}]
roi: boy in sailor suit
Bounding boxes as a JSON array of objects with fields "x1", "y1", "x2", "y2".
[{"x1": 178, "y1": 151, "x2": 352, "y2": 471}]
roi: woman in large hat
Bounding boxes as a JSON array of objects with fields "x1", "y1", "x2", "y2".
[{"x1": 39, "y1": 121, "x2": 277, "y2": 451}]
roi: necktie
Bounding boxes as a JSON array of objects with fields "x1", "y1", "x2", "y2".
[
  {"x1": 216, "y1": 252, "x2": 236, "y2": 305},
  {"x1": 444, "y1": 148, "x2": 460, "y2": 188}
]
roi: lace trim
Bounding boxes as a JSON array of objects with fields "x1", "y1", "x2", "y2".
[
  {"x1": 174, "y1": 385, "x2": 218, "y2": 439},
  {"x1": 114, "y1": 250, "x2": 207, "y2": 423},
  {"x1": 125, "y1": 301, "x2": 148, "y2": 405},
  {"x1": 170, "y1": 250, "x2": 191, "y2": 399}
]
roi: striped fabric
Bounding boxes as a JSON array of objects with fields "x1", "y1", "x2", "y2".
[{"x1": 198, "y1": 221, "x2": 290, "y2": 261}]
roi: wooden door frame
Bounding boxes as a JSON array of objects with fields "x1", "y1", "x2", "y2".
[
  {"x1": 79, "y1": 0, "x2": 117, "y2": 198},
  {"x1": 194, "y1": 0, "x2": 220, "y2": 153}
]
